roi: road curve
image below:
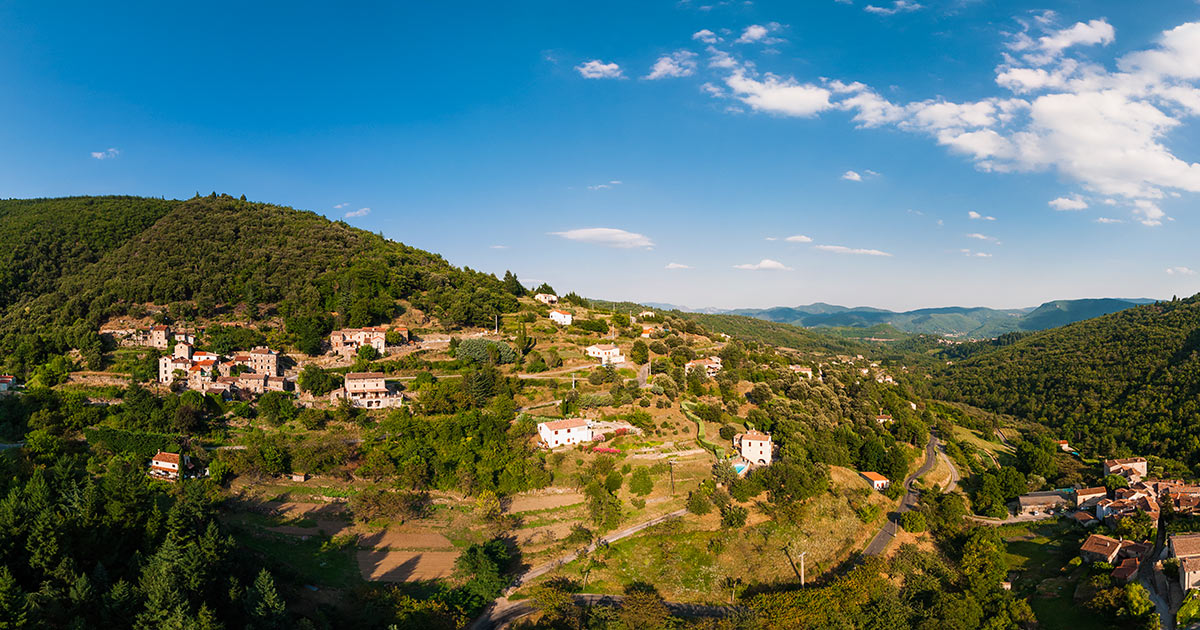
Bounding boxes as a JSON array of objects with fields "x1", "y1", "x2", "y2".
[
  {"x1": 862, "y1": 434, "x2": 938, "y2": 556},
  {"x1": 471, "y1": 594, "x2": 735, "y2": 630}
]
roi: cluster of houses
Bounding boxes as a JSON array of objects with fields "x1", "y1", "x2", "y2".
[
  {"x1": 106, "y1": 324, "x2": 196, "y2": 350},
  {"x1": 329, "y1": 372, "x2": 405, "y2": 409},
  {"x1": 158, "y1": 342, "x2": 287, "y2": 397},
  {"x1": 1079, "y1": 533, "x2": 1150, "y2": 583},
  {"x1": 329, "y1": 326, "x2": 407, "y2": 357}
]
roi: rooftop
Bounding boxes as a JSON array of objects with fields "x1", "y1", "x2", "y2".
[
  {"x1": 1173, "y1": 533, "x2": 1200, "y2": 558},
  {"x1": 860, "y1": 471, "x2": 888, "y2": 483},
  {"x1": 346, "y1": 372, "x2": 387, "y2": 379},
  {"x1": 540, "y1": 418, "x2": 588, "y2": 431},
  {"x1": 152, "y1": 451, "x2": 181, "y2": 465},
  {"x1": 1081, "y1": 534, "x2": 1121, "y2": 557}
]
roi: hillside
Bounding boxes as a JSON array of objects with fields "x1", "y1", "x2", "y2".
[
  {"x1": 725, "y1": 298, "x2": 1151, "y2": 338},
  {"x1": 933, "y1": 295, "x2": 1200, "y2": 464},
  {"x1": 0, "y1": 195, "x2": 519, "y2": 374}
]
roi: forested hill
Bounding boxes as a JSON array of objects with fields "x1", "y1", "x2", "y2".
[
  {"x1": 932, "y1": 295, "x2": 1200, "y2": 466},
  {"x1": 0, "y1": 195, "x2": 518, "y2": 373}
]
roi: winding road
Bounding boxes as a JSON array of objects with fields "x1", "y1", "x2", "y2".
[{"x1": 862, "y1": 434, "x2": 939, "y2": 557}]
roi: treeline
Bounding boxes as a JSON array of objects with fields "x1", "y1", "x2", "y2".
[
  {"x1": 933, "y1": 295, "x2": 1200, "y2": 468},
  {"x1": 0, "y1": 195, "x2": 523, "y2": 376}
]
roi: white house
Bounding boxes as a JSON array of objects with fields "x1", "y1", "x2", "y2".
[
  {"x1": 685, "y1": 356, "x2": 723, "y2": 378},
  {"x1": 789, "y1": 365, "x2": 813, "y2": 379},
  {"x1": 549, "y1": 309, "x2": 573, "y2": 326},
  {"x1": 538, "y1": 418, "x2": 592, "y2": 448},
  {"x1": 586, "y1": 344, "x2": 625, "y2": 365},
  {"x1": 534, "y1": 293, "x2": 559, "y2": 305},
  {"x1": 860, "y1": 471, "x2": 890, "y2": 491},
  {"x1": 0, "y1": 376, "x2": 15, "y2": 392},
  {"x1": 149, "y1": 451, "x2": 189, "y2": 482},
  {"x1": 734, "y1": 430, "x2": 773, "y2": 465}
]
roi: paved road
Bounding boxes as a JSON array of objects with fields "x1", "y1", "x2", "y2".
[
  {"x1": 471, "y1": 594, "x2": 734, "y2": 630},
  {"x1": 938, "y1": 442, "x2": 960, "y2": 493},
  {"x1": 863, "y1": 435, "x2": 938, "y2": 556}
]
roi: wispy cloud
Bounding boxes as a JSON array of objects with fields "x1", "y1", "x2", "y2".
[
  {"x1": 1049, "y1": 196, "x2": 1088, "y2": 211},
  {"x1": 646, "y1": 51, "x2": 697, "y2": 80},
  {"x1": 1166, "y1": 266, "x2": 1196, "y2": 276},
  {"x1": 1095, "y1": 217, "x2": 1124, "y2": 224},
  {"x1": 90, "y1": 148, "x2": 119, "y2": 160},
  {"x1": 841, "y1": 170, "x2": 863, "y2": 182},
  {"x1": 965, "y1": 233, "x2": 998, "y2": 242},
  {"x1": 551, "y1": 227, "x2": 654, "y2": 248},
  {"x1": 960, "y1": 249, "x2": 993, "y2": 258},
  {"x1": 733, "y1": 258, "x2": 793, "y2": 271},
  {"x1": 784, "y1": 234, "x2": 812, "y2": 242},
  {"x1": 968, "y1": 211, "x2": 996, "y2": 221},
  {"x1": 665, "y1": 262, "x2": 692, "y2": 269},
  {"x1": 333, "y1": 202, "x2": 349, "y2": 209},
  {"x1": 576, "y1": 60, "x2": 623, "y2": 79},
  {"x1": 345, "y1": 207, "x2": 371, "y2": 218},
  {"x1": 815, "y1": 244, "x2": 892, "y2": 256},
  {"x1": 863, "y1": 1, "x2": 923, "y2": 15},
  {"x1": 587, "y1": 180, "x2": 623, "y2": 191},
  {"x1": 490, "y1": 245, "x2": 509, "y2": 249}
]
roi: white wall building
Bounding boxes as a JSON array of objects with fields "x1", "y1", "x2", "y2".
[
  {"x1": 586, "y1": 344, "x2": 625, "y2": 365},
  {"x1": 538, "y1": 418, "x2": 592, "y2": 448},
  {"x1": 549, "y1": 309, "x2": 573, "y2": 326},
  {"x1": 734, "y1": 430, "x2": 773, "y2": 465},
  {"x1": 534, "y1": 293, "x2": 559, "y2": 305}
]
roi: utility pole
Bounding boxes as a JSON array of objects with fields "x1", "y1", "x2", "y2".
[
  {"x1": 494, "y1": 314, "x2": 498, "y2": 334},
  {"x1": 800, "y1": 551, "x2": 807, "y2": 586}
]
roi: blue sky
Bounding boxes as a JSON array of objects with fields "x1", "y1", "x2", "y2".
[{"x1": 3, "y1": 1, "x2": 1200, "y2": 310}]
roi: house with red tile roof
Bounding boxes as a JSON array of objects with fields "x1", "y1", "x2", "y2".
[
  {"x1": 537, "y1": 418, "x2": 592, "y2": 448},
  {"x1": 149, "y1": 451, "x2": 189, "y2": 482},
  {"x1": 734, "y1": 430, "x2": 773, "y2": 466},
  {"x1": 549, "y1": 310, "x2": 573, "y2": 326},
  {"x1": 860, "y1": 471, "x2": 890, "y2": 491}
]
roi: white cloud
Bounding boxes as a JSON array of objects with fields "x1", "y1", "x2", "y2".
[
  {"x1": 736, "y1": 24, "x2": 768, "y2": 44},
  {"x1": 90, "y1": 148, "x2": 119, "y2": 160},
  {"x1": 815, "y1": 244, "x2": 893, "y2": 256},
  {"x1": 490, "y1": 245, "x2": 509, "y2": 249},
  {"x1": 1048, "y1": 196, "x2": 1088, "y2": 211},
  {"x1": 345, "y1": 207, "x2": 370, "y2": 218},
  {"x1": 665, "y1": 262, "x2": 692, "y2": 269},
  {"x1": 725, "y1": 70, "x2": 832, "y2": 117},
  {"x1": 1167, "y1": 266, "x2": 1196, "y2": 275},
  {"x1": 841, "y1": 170, "x2": 863, "y2": 182},
  {"x1": 692, "y1": 29, "x2": 720, "y2": 44},
  {"x1": 646, "y1": 51, "x2": 698, "y2": 80},
  {"x1": 764, "y1": 237, "x2": 778, "y2": 241},
  {"x1": 733, "y1": 258, "x2": 793, "y2": 270},
  {"x1": 697, "y1": 16, "x2": 1200, "y2": 227},
  {"x1": 333, "y1": 202, "x2": 349, "y2": 209},
  {"x1": 551, "y1": 227, "x2": 654, "y2": 248},
  {"x1": 968, "y1": 211, "x2": 996, "y2": 220},
  {"x1": 576, "y1": 60, "x2": 623, "y2": 79},
  {"x1": 863, "y1": 1, "x2": 923, "y2": 16},
  {"x1": 1095, "y1": 217, "x2": 1124, "y2": 223},
  {"x1": 587, "y1": 180, "x2": 623, "y2": 191},
  {"x1": 784, "y1": 234, "x2": 813, "y2": 243},
  {"x1": 965, "y1": 232, "x2": 998, "y2": 242},
  {"x1": 960, "y1": 249, "x2": 993, "y2": 258}
]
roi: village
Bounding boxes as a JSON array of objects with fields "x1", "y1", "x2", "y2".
[{"x1": 10, "y1": 288, "x2": 1200, "y2": 627}]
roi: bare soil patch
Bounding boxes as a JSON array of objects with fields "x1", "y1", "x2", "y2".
[
  {"x1": 507, "y1": 492, "x2": 584, "y2": 514},
  {"x1": 358, "y1": 526, "x2": 454, "y2": 550},
  {"x1": 357, "y1": 550, "x2": 459, "y2": 582}
]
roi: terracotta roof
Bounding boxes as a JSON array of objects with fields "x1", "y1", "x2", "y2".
[
  {"x1": 550, "y1": 310, "x2": 571, "y2": 316},
  {"x1": 740, "y1": 430, "x2": 771, "y2": 442},
  {"x1": 1112, "y1": 557, "x2": 1139, "y2": 580},
  {"x1": 1105, "y1": 457, "x2": 1147, "y2": 466},
  {"x1": 1183, "y1": 556, "x2": 1200, "y2": 573},
  {"x1": 250, "y1": 347, "x2": 277, "y2": 355},
  {"x1": 1071, "y1": 511, "x2": 1098, "y2": 524},
  {"x1": 151, "y1": 325, "x2": 169, "y2": 331},
  {"x1": 346, "y1": 372, "x2": 386, "y2": 379},
  {"x1": 540, "y1": 418, "x2": 588, "y2": 431},
  {"x1": 1081, "y1": 534, "x2": 1121, "y2": 557},
  {"x1": 589, "y1": 344, "x2": 618, "y2": 351},
  {"x1": 152, "y1": 452, "x2": 181, "y2": 465},
  {"x1": 1076, "y1": 487, "x2": 1107, "y2": 497},
  {"x1": 860, "y1": 471, "x2": 889, "y2": 483},
  {"x1": 1173, "y1": 533, "x2": 1200, "y2": 558}
]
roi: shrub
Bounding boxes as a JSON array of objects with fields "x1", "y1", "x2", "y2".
[
  {"x1": 899, "y1": 511, "x2": 926, "y2": 533},
  {"x1": 455, "y1": 338, "x2": 517, "y2": 364},
  {"x1": 686, "y1": 490, "x2": 711, "y2": 515},
  {"x1": 720, "y1": 505, "x2": 748, "y2": 528}
]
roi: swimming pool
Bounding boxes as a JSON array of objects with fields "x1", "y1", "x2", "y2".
[{"x1": 733, "y1": 462, "x2": 749, "y2": 475}]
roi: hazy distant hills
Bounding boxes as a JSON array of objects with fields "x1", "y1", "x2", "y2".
[{"x1": 646, "y1": 298, "x2": 1158, "y2": 338}]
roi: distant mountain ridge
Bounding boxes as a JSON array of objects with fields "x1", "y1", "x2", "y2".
[{"x1": 650, "y1": 298, "x2": 1157, "y2": 338}]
